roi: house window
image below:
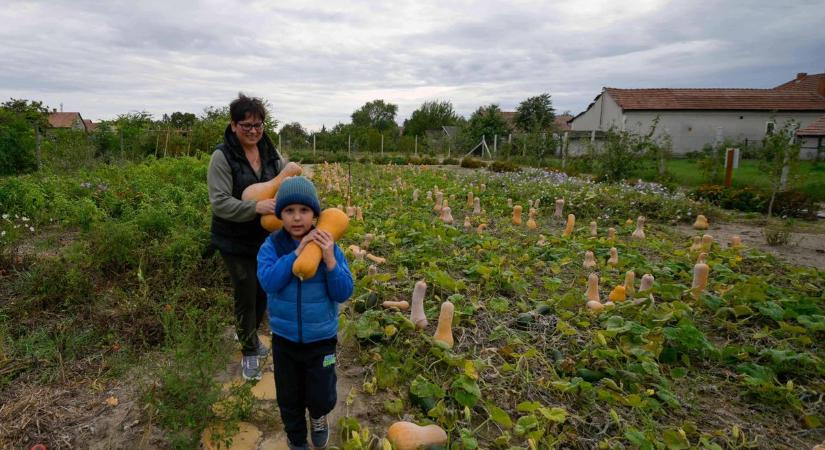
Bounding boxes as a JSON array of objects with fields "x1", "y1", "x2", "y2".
[{"x1": 765, "y1": 122, "x2": 775, "y2": 135}]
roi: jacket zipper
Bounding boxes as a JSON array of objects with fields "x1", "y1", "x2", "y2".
[{"x1": 297, "y1": 280, "x2": 303, "y2": 343}]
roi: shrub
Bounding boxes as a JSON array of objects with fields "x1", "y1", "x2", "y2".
[
  {"x1": 460, "y1": 157, "x2": 485, "y2": 169},
  {"x1": 487, "y1": 160, "x2": 520, "y2": 172},
  {"x1": 442, "y1": 157, "x2": 459, "y2": 165},
  {"x1": 692, "y1": 184, "x2": 815, "y2": 218},
  {"x1": 420, "y1": 155, "x2": 439, "y2": 165}
]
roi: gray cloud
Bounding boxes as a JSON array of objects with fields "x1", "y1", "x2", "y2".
[{"x1": 1, "y1": 0, "x2": 822, "y2": 130}]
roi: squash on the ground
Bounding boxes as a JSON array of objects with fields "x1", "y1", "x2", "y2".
[
  {"x1": 563, "y1": 214, "x2": 575, "y2": 237},
  {"x1": 527, "y1": 208, "x2": 537, "y2": 229},
  {"x1": 410, "y1": 280, "x2": 428, "y2": 329},
  {"x1": 693, "y1": 214, "x2": 709, "y2": 230},
  {"x1": 608, "y1": 285, "x2": 626, "y2": 302},
  {"x1": 463, "y1": 216, "x2": 471, "y2": 231},
  {"x1": 473, "y1": 197, "x2": 481, "y2": 215},
  {"x1": 362, "y1": 233, "x2": 375, "y2": 250},
  {"x1": 590, "y1": 221, "x2": 597, "y2": 237},
  {"x1": 554, "y1": 198, "x2": 565, "y2": 218},
  {"x1": 690, "y1": 236, "x2": 702, "y2": 252},
  {"x1": 537, "y1": 234, "x2": 547, "y2": 246},
  {"x1": 440, "y1": 206, "x2": 454, "y2": 224},
  {"x1": 583, "y1": 251, "x2": 597, "y2": 269},
  {"x1": 466, "y1": 191, "x2": 474, "y2": 208},
  {"x1": 730, "y1": 235, "x2": 742, "y2": 248},
  {"x1": 382, "y1": 300, "x2": 409, "y2": 310},
  {"x1": 476, "y1": 223, "x2": 487, "y2": 234},
  {"x1": 632, "y1": 216, "x2": 645, "y2": 239},
  {"x1": 701, "y1": 234, "x2": 714, "y2": 252},
  {"x1": 366, "y1": 253, "x2": 386, "y2": 264},
  {"x1": 292, "y1": 208, "x2": 349, "y2": 280},
  {"x1": 691, "y1": 263, "x2": 709, "y2": 299},
  {"x1": 607, "y1": 247, "x2": 619, "y2": 266},
  {"x1": 624, "y1": 271, "x2": 636, "y2": 297},
  {"x1": 433, "y1": 301, "x2": 454, "y2": 348},
  {"x1": 512, "y1": 205, "x2": 523, "y2": 225},
  {"x1": 386, "y1": 422, "x2": 448, "y2": 450},
  {"x1": 639, "y1": 274, "x2": 655, "y2": 293},
  {"x1": 607, "y1": 227, "x2": 616, "y2": 241},
  {"x1": 586, "y1": 273, "x2": 600, "y2": 303}
]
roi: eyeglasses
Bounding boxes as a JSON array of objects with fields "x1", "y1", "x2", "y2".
[{"x1": 237, "y1": 122, "x2": 264, "y2": 132}]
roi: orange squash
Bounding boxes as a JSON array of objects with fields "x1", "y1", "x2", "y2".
[
  {"x1": 583, "y1": 251, "x2": 597, "y2": 269},
  {"x1": 563, "y1": 214, "x2": 575, "y2": 237},
  {"x1": 292, "y1": 208, "x2": 349, "y2": 280},
  {"x1": 512, "y1": 205, "x2": 523, "y2": 225},
  {"x1": 693, "y1": 214, "x2": 709, "y2": 230},
  {"x1": 410, "y1": 280, "x2": 428, "y2": 329},
  {"x1": 586, "y1": 273, "x2": 600, "y2": 303},
  {"x1": 387, "y1": 422, "x2": 448, "y2": 450},
  {"x1": 433, "y1": 301, "x2": 454, "y2": 348},
  {"x1": 607, "y1": 247, "x2": 619, "y2": 266},
  {"x1": 691, "y1": 263, "x2": 709, "y2": 299},
  {"x1": 240, "y1": 162, "x2": 303, "y2": 201},
  {"x1": 624, "y1": 271, "x2": 636, "y2": 297},
  {"x1": 382, "y1": 300, "x2": 410, "y2": 310},
  {"x1": 590, "y1": 221, "x2": 597, "y2": 237},
  {"x1": 554, "y1": 198, "x2": 565, "y2": 218},
  {"x1": 639, "y1": 274, "x2": 655, "y2": 293},
  {"x1": 632, "y1": 216, "x2": 645, "y2": 239},
  {"x1": 607, "y1": 227, "x2": 616, "y2": 241},
  {"x1": 608, "y1": 285, "x2": 626, "y2": 302}
]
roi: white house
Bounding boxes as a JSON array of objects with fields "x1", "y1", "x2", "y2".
[{"x1": 569, "y1": 73, "x2": 825, "y2": 158}]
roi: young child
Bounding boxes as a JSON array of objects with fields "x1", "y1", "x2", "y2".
[{"x1": 257, "y1": 176, "x2": 354, "y2": 450}]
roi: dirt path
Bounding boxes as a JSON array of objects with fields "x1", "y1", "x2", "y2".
[{"x1": 676, "y1": 221, "x2": 825, "y2": 270}]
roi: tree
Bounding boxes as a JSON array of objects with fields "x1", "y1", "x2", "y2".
[
  {"x1": 162, "y1": 112, "x2": 197, "y2": 129},
  {"x1": 279, "y1": 122, "x2": 310, "y2": 149},
  {"x1": 514, "y1": 93, "x2": 555, "y2": 133},
  {"x1": 0, "y1": 108, "x2": 37, "y2": 174},
  {"x1": 403, "y1": 100, "x2": 459, "y2": 137},
  {"x1": 761, "y1": 120, "x2": 802, "y2": 216},
  {"x1": 463, "y1": 104, "x2": 510, "y2": 146},
  {"x1": 351, "y1": 100, "x2": 398, "y2": 133},
  {"x1": 1, "y1": 98, "x2": 50, "y2": 130}
]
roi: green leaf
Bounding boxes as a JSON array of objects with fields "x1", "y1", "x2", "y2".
[
  {"x1": 514, "y1": 415, "x2": 539, "y2": 436},
  {"x1": 516, "y1": 401, "x2": 541, "y2": 412},
  {"x1": 459, "y1": 428, "x2": 479, "y2": 449},
  {"x1": 486, "y1": 403, "x2": 513, "y2": 428},
  {"x1": 538, "y1": 407, "x2": 567, "y2": 423},
  {"x1": 624, "y1": 428, "x2": 654, "y2": 450},
  {"x1": 451, "y1": 374, "x2": 481, "y2": 407},
  {"x1": 662, "y1": 429, "x2": 690, "y2": 449}
]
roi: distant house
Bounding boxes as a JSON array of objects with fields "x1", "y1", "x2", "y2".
[
  {"x1": 797, "y1": 115, "x2": 825, "y2": 160},
  {"x1": 555, "y1": 114, "x2": 573, "y2": 131},
  {"x1": 47, "y1": 111, "x2": 95, "y2": 132},
  {"x1": 569, "y1": 72, "x2": 825, "y2": 158}
]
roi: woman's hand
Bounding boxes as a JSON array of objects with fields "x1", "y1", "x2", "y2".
[
  {"x1": 255, "y1": 198, "x2": 276, "y2": 215},
  {"x1": 312, "y1": 229, "x2": 337, "y2": 271}
]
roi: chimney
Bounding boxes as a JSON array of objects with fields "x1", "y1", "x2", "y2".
[{"x1": 796, "y1": 72, "x2": 807, "y2": 81}]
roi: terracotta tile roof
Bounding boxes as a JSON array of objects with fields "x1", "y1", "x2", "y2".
[
  {"x1": 555, "y1": 114, "x2": 573, "y2": 131},
  {"x1": 500, "y1": 111, "x2": 516, "y2": 127},
  {"x1": 774, "y1": 72, "x2": 825, "y2": 95},
  {"x1": 83, "y1": 119, "x2": 97, "y2": 132},
  {"x1": 48, "y1": 112, "x2": 83, "y2": 128},
  {"x1": 604, "y1": 87, "x2": 825, "y2": 111},
  {"x1": 797, "y1": 115, "x2": 825, "y2": 136}
]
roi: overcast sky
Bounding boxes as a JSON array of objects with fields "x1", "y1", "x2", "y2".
[{"x1": 2, "y1": 0, "x2": 823, "y2": 130}]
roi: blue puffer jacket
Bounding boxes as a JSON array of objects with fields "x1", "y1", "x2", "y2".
[{"x1": 257, "y1": 229, "x2": 354, "y2": 343}]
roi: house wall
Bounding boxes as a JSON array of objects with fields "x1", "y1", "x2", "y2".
[
  {"x1": 799, "y1": 136, "x2": 823, "y2": 160},
  {"x1": 621, "y1": 111, "x2": 824, "y2": 157},
  {"x1": 570, "y1": 93, "x2": 624, "y2": 132}
]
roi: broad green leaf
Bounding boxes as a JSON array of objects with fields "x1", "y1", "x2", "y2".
[{"x1": 486, "y1": 403, "x2": 513, "y2": 428}]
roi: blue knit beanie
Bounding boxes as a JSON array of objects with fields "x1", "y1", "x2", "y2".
[{"x1": 275, "y1": 176, "x2": 321, "y2": 218}]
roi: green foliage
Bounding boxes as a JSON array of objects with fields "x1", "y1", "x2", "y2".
[
  {"x1": 403, "y1": 100, "x2": 459, "y2": 137},
  {"x1": 514, "y1": 93, "x2": 555, "y2": 132},
  {"x1": 460, "y1": 157, "x2": 485, "y2": 168},
  {"x1": 463, "y1": 104, "x2": 510, "y2": 146},
  {"x1": 487, "y1": 160, "x2": 520, "y2": 173},
  {"x1": 351, "y1": 99, "x2": 399, "y2": 133},
  {"x1": 0, "y1": 108, "x2": 38, "y2": 175},
  {"x1": 279, "y1": 121, "x2": 310, "y2": 149}
]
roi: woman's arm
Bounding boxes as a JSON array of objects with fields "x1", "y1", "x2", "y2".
[
  {"x1": 257, "y1": 237, "x2": 298, "y2": 294},
  {"x1": 207, "y1": 150, "x2": 258, "y2": 222}
]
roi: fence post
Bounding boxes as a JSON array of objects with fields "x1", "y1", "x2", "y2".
[
  {"x1": 348, "y1": 134, "x2": 351, "y2": 158},
  {"x1": 415, "y1": 136, "x2": 418, "y2": 156},
  {"x1": 313, "y1": 133, "x2": 316, "y2": 155},
  {"x1": 494, "y1": 134, "x2": 498, "y2": 156},
  {"x1": 163, "y1": 128, "x2": 170, "y2": 157},
  {"x1": 35, "y1": 126, "x2": 42, "y2": 170},
  {"x1": 381, "y1": 133, "x2": 384, "y2": 155},
  {"x1": 562, "y1": 132, "x2": 569, "y2": 169}
]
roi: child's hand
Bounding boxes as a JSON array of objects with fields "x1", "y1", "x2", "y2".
[
  {"x1": 294, "y1": 231, "x2": 316, "y2": 256},
  {"x1": 312, "y1": 230, "x2": 337, "y2": 271}
]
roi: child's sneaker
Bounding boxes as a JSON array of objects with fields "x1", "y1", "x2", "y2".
[
  {"x1": 310, "y1": 415, "x2": 329, "y2": 449},
  {"x1": 241, "y1": 355, "x2": 262, "y2": 381}
]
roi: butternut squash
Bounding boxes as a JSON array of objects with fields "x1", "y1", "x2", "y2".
[
  {"x1": 554, "y1": 198, "x2": 564, "y2": 219},
  {"x1": 463, "y1": 216, "x2": 472, "y2": 231},
  {"x1": 701, "y1": 234, "x2": 714, "y2": 252},
  {"x1": 382, "y1": 300, "x2": 410, "y2": 310},
  {"x1": 625, "y1": 218, "x2": 633, "y2": 225},
  {"x1": 590, "y1": 221, "x2": 597, "y2": 237},
  {"x1": 346, "y1": 206, "x2": 356, "y2": 218},
  {"x1": 473, "y1": 197, "x2": 481, "y2": 215},
  {"x1": 433, "y1": 301, "x2": 454, "y2": 348},
  {"x1": 690, "y1": 236, "x2": 702, "y2": 252},
  {"x1": 583, "y1": 251, "x2": 597, "y2": 269},
  {"x1": 533, "y1": 198, "x2": 540, "y2": 209},
  {"x1": 356, "y1": 206, "x2": 363, "y2": 221},
  {"x1": 387, "y1": 422, "x2": 448, "y2": 450},
  {"x1": 586, "y1": 300, "x2": 604, "y2": 312},
  {"x1": 507, "y1": 198, "x2": 513, "y2": 208},
  {"x1": 528, "y1": 199, "x2": 534, "y2": 209},
  {"x1": 476, "y1": 223, "x2": 487, "y2": 234},
  {"x1": 607, "y1": 227, "x2": 616, "y2": 241},
  {"x1": 693, "y1": 214, "x2": 709, "y2": 230},
  {"x1": 366, "y1": 253, "x2": 386, "y2": 264},
  {"x1": 730, "y1": 235, "x2": 742, "y2": 248},
  {"x1": 240, "y1": 162, "x2": 303, "y2": 201},
  {"x1": 292, "y1": 208, "x2": 349, "y2": 280},
  {"x1": 586, "y1": 273, "x2": 600, "y2": 303},
  {"x1": 691, "y1": 263, "x2": 709, "y2": 299},
  {"x1": 608, "y1": 285, "x2": 626, "y2": 302},
  {"x1": 563, "y1": 214, "x2": 575, "y2": 237},
  {"x1": 527, "y1": 208, "x2": 537, "y2": 230},
  {"x1": 624, "y1": 271, "x2": 636, "y2": 297},
  {"x1": 480, "y1": 183, "x2": 486, "y2": 192},
  {"x1": 412, "y1": 189, "x2": 419, "y2": 202},
  {"x1": 632, "y1": 216, "x2": 645, "y2": 240},
  {"x1": 410, "y1": 280, "x2": 428, "y2": 329},
  {"x1": 607, "y1": 247, "x2": 619, "y2": 266},
  {"x1": 639, "y1": 274, "x2": 654, "y2": 293},
  {"x1": 440, "y1": 206, "x2": 454, "y2": 224},
  {"x1": 696, "y1": 252, "x2": 707, "y2": 264},
  {"x1": 537, "y1": 234, "x2": 547, "y2": 246},
  {"x1": 512, "y1": 205, "x2": 522, "y2": 225},
  {"x1": 362, "y1": 233, "x2": 375, "y2": 251},
  {"x1": 433, "y1": 192, "x2": 443, "y2": 213},
  {"x1": 261, "y1": 214, "x2": 283, "y2": 232},
  {"x1": 467, "y1": 191, "x2": 474, "y2": 208}
]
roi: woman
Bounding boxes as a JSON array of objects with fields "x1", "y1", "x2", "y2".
[{"x1": 207, "y1": 93, "x2": 284, "y2": 380}]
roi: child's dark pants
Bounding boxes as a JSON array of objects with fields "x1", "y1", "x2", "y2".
[{"x1": 272, "y1": 334, "x2": 338, "y2": 445}]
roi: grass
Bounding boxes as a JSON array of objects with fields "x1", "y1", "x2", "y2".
[{"x1": 636, "y1": 159, "x2": 825, "y2": 202}]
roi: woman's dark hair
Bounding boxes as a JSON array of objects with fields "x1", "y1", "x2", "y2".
[{"x1": 229, "y1": 93, "x2": 267, "y2": 123}]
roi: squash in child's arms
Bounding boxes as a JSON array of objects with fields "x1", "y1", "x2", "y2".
[{"x1": 292, "y1": 208, "x2": 349, "y2": 280}]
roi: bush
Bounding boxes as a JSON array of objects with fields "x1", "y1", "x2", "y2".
[
  {"x1": 420, "y1": 155, "x2": 439, "y2": 165},
  {"x1": 488, "y1": 160, "x2": 520, "y2": 172},
  {"x1": 692, "y1": 184, "x2": 815, "y2": 218},
  {"x1": 460, "y1": 157, "x2": 485, "y2": 168},
  {"x1": 442, "y1": 157, "x2": 459, "y2": 165}
]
